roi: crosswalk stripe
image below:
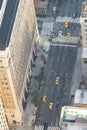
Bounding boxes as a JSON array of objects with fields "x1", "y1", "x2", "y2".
[
  {"x1": 55, "y1": 16, "x2": 80, "y2": 23},
  {"x1": 50, "y1": 43, "x2": 77, "y2": 47},
  {"x1": 34, "y1": 125, "x2": 59, "y2": 130},
  {"x1": 52, "y1": 36, "x2": 80, "y2": 43}
]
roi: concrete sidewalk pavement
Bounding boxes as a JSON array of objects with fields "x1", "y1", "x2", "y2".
[
  {"x1": 70, "y1": 47, "x2": 82, "y2": 100},
  {"x1": 22, "y1": 39, "x2": 50, "y2": 127}
]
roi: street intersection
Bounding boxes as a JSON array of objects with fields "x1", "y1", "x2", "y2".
[{"x1": 35, "y1": 0, "x2": 83, "y2": 127}]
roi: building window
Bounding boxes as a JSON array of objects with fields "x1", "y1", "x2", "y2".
[
  {"x1": 0, "y1": 60, "x2": 3, "y2": 67},
  {"x1": 13, "y1": 120, "x2": 16, "y2": 124},
  {"x1": 11, "y1": 114, "x2": 15, "y2": 117},
  {"x1": 5, "y1": 82, "x2": 8, "y2": 85}
]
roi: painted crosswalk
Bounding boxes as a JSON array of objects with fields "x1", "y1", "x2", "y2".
[
  {"x1": 34, "y1": 125, "x2": 59, "y2": 130},
  {"x1": 52, "y1": 36, "x2": 80, "y2": 43},
  {"x1": 55, "y1": 16, "x2": 80, "y2": 23},
  {"x1": 50, "y1": 43, "x2": 77, "y2": 48}
]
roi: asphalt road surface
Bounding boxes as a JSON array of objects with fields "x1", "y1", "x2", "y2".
[
  {"x1": 35, "y1": 46, "x2": 77, "y2": 126},
  {"x1": 35, "y1": 0, "x2": 83, "y2": 127},
  {"x1": 46, "y1": 0, "x2": 84, "y2": 17}
]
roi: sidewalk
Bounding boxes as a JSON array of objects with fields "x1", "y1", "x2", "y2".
[
  {"x1": 22, "y1": 38, "x2": 50, "y2": 127},
  {"x1": 71, "y1": 47, "x2": 82, "y2": 96},
  {"x1": 37, "y1": 17, "x2": 54, "y2": 22}
]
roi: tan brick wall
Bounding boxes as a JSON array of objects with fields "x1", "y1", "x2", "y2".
[{"x1": 0, "y1": 0, "x2": 39, "y2": 125}]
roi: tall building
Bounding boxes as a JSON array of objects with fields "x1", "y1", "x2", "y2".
[
  {"x1": 80, "y1": 1, "x2": 87, "y2": 84},
  {"x1": 0, "y1": 0, "x2": 39, "y2": 125},
  {"x1": 80, "y1": 1, "x2": 87, "y2": 47},
  {"x1": 0, "y1": 98, "x2": 9, "y2": 130}
]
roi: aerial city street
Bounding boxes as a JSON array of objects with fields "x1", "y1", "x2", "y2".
[
  {"x1": 0, "y1": 0, "x2": 87, "y2": 130},
  {"x1": 35, "y1": 0, "x2": 83, "y2": 128}
]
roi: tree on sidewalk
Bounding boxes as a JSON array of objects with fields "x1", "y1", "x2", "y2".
[{"x1": 31, "y1": 90, "x2": 41, "y2": 107}]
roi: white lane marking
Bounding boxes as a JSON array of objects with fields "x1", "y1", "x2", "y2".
[
  {"x1": 54, "y1": 71, "x2": 56, "y2": 78},
  {"x1": 50, "y1": 87, "x2": 54, "y2": 94},
  {"x1": 48, "y1": 71, "x2": 51, "y2": 78},
  {"x1": 52, "y1": 36, "x2": 80, "y2": 43},
  {"x1": 51, "y1": 43, "x2": 77, "y2": 47},
  {"x1": 55, "y1": 16, "x2": 80, "y2": 23}
]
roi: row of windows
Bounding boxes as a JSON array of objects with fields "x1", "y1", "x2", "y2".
[
  {"x1": 0, "y1": 114, "x2": 9, "y2": 129},
  {"x1": 83, "y1": 24, "x2": 87, "y2": 44},
  {"x1": 0, "y1": 125, "x2": 9, "y2": 130},
  {"x1": 0, "y1": 120, "x2": 7, "y2": 124}
]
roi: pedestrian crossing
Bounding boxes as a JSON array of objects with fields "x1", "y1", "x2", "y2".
[
  {"x1": 34, "y1": 125, "x2": 59, "y2": 130},
  {"x1": 55, "y1": 16, "x2": 80, "y2": 24},
  {"x1": 52, "y1": 36, "x2": 80, "y2": 43},
  {"x1": 50, "y1": 43, "x2": 77, "y2": 48}
]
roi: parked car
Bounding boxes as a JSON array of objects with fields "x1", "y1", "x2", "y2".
[
  {"x1": 44, "y1": 122, "x2": 48, "y2": 130},
  {"x1": 50, "y1": 31, "x2": 57, "y2": 38}
]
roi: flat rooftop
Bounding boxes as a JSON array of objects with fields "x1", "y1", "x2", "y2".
[
  {"x1": 34, "y1": 0, "x2": 48, "y2": 16},
  {"x1": 74, "y1": 89, "x2": 87, "y2": 104},
  {"x1": 0, "y1": 0, "x2": 19, "y2": 50},
  {"x1": 0, "y1": 0, "x2": 3, "y2": 9},
  {"x1": 81, "y1": 2, "x2": 87, "y2": 17},
  {"x1": 64, "y1": 123, "x2": 87, "y2": 130},
  {"x1": 60, "y1": 106, "x2": 87, "y2": 123}
]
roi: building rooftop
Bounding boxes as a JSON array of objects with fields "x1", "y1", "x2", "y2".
[
  {"x1": 0, "y1": 0, "x2": 19, "y2": 50},
  {"x1": 0, "y1": 0, "x2": 3, "y2": 9},
  {"x1": 81, "y1": 2, "x2": 87, "y2": 17},
  {"x1": 34, "y1": 0, "x2": 48, "y2": 16},
  {"x1": 62, "y1": 123, "x2": 87, "y2": 130},
  {"x1": 34, "y1": 0, "x2": 48, "y2": 8},
  {"x1": 60, "y1": 106, "x2": 87, "y2": 125},
  {"x1": 74, "y1": 89, "x2": 87, "y2": 104}
]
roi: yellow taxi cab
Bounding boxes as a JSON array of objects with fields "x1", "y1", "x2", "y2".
[
  {"x1": 64, "y1": 20, "x2": 69, "y2": 28},
  {"x1": 49, "y1": 102, "x2": 54, "y2": 110},
  {"x1": 55, "y1": 77, "x2": 60, "y2": 85},
  {"x1": 42, "y1": 95, "x2": 47, "y2": 103},
  {"x1": 67, "y1": 32, "x2": 71, "y2": 40}
]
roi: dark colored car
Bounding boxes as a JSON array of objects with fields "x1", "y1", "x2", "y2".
[
  {"x1": 50, "y1": 32, "x2": 57, "y2": 38},
  {"x1": 44, "y1": 122, "x2": 48, "y2": 130}
]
